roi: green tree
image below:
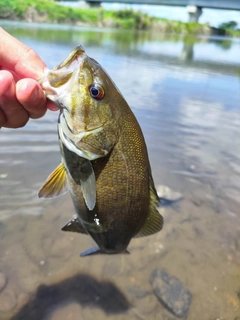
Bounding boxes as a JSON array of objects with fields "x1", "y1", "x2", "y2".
[{"x1": 219, "y1": 21, "x2": 238, "y2": 30}]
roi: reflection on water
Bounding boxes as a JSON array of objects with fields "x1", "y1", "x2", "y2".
[{"x1": 0, "y1": 21, "x2": 240, "y2": 320}]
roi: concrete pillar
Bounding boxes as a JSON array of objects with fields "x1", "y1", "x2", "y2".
[
  {"x1": 186, "y1": 5, "x2": 202, "y2": 23},
  {"x1": 86, "y1": 0, "x2": 101, "y2": 7}
]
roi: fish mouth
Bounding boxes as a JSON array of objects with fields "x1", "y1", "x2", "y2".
[
  {"x1": 49, "y1": 46, "x2": 86, "y2": 83},
  {"x1": 39, "y1": 46, "x2": 87, "y2": 104},
  {"x1": 55, "y1": 45, "x2": 85, "y2": 71}
]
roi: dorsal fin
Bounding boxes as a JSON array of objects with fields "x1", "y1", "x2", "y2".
[
  {"x1": 38, "y1": 162, "x2": 69, "y2": 198},
  {"x1": 134, "y1": 174, "x2": 163, "y2": 238}
]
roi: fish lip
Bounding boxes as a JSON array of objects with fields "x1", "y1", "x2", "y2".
[
  {"x1": 39, "y1": 46, "x2": 86, "y2": 106},
  {"x1": 54, "y1": 45, "x2": 85, "y2": 70}
]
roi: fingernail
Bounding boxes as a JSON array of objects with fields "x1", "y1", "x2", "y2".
[
  {"x1": 16, "y1": 81, "x2": 28, "y2": 92},
  {"x1": 17, "y1": 80, "x2": 40, "y2": 102}
]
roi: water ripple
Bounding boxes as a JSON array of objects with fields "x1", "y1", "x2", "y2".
[{"x1": 0, "y1": 113, "x2": 59, "y2": 154}]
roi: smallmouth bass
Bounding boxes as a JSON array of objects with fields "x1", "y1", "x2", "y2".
[{"x1": 39, "y1": 46, "x2": 163, "y2": 256}]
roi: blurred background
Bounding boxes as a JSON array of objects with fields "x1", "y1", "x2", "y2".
[{"x1": 0, "y1": 1, "x2": 240, "y2": 319}]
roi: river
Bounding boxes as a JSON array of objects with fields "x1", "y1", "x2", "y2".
[{"x1": 0, "y1": 20, "x2": 240, "y2": 320}]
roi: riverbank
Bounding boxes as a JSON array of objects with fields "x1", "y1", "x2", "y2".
[{"x1": 0, "y1": 0, "x2": 239, "y2": 36}]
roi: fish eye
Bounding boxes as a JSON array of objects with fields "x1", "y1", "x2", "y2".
[{"x1": 89, "y1": 84, "x2": 104, "y2": 100}]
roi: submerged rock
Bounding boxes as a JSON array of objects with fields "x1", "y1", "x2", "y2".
[
  {"x1": 156, "y1": 185, "x2": 183, "y2": 204},
  {"x1": 150, "y1": 269, "x2": 192, "y2": 318}
]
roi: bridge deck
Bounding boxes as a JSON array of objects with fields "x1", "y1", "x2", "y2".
[{"x1": 85, "y1": 0, "x2": 240, "y2": 10}]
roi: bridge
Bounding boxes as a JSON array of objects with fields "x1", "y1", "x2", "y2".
[
  {"x1": 78, "y1": 0, "x2": 240, "y2": 22},
  {"x1": 85, "y1": 0, "x2": 240, "y2": 10}
]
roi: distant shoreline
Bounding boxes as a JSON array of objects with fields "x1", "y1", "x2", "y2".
[{"x1": 0, "y1": 0, "x2": 238, "y2": 37}]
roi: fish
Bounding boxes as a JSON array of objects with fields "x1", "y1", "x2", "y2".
[{"x1": 38, "y1": 45, "x2": 163, "y2": 256}]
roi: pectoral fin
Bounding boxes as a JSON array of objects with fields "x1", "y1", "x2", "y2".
[
  {"x1": 38, "y1": 162, "x2": 69, "y2": 198},
  {"x1": 134, "y1": 175, "x2": 163, "y2": 238},
  {"x1": 79, "y1": 160, "x2": 96, "y2": 211}
]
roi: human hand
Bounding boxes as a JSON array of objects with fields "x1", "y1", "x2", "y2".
[{"x1": 0, "y1": 27, "x2": 58, "y2": 129}]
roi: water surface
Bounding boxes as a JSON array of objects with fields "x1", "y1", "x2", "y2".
[{"x1": 0, "y1": 21, "x2": 240, "y2": 320}]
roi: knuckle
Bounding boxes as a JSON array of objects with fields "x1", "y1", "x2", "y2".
[
  {"x1": 30, "y1": 108, "x2": 47, "y2": 120},
  {"x1": 12, "y1": 118, "x2": 29, "y2": 128},
  {"x1": 0, "y1": 109, "x2": 7, "y2": 127}
]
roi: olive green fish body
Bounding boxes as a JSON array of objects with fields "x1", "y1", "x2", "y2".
[
  {"x1": 62, "y1": 102, "x2": 151, "y2": 253},
  {"x1": 39, "y1": 46, "x2": 163, "y2": 255}
]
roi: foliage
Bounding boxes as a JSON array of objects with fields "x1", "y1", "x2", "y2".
[
  {"x1": 0, "y1": 0, "x2": 100, "y2": 23},
  {"x1": 224, "y1": 27, "x2": 240, "y2": 37},
  {"x1": 219, "y1": 20, "x2": 238, "y2": 30},
  {"x1": 218, "y1": 21, "x2": 240, "y2": 37},
  {"x1": 111, "y1": 9, "x2": 153, "y2": 29},
  {"x1": 0, "y1": 0, "x2": 23, "y2": 18},
  {"x1": 1, "y1": 0, "x2": 240, "y2": 37}
]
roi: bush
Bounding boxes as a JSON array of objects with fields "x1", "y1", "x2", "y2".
[
  {"x1": 219, "y1": 21, "x2": 238, "y2": 30},
  {"x1": 0, "y1": 0, "x2": 100, "y2": 24},
  {"x1": 1, "y1": 0, "x2": 239, "y2": 37},
  {"x1": 0, "y1": 0, "x2": 30, "y2": 18},
  {"x1": 112, "y1": 9, "x2": 152, "y2": 29}
]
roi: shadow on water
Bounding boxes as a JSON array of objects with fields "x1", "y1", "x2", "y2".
[{"x1": 11, "y1": 273, "x2": 131, "y2": 320}]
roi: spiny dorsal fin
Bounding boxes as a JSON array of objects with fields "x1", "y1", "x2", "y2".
[
  {"x1": 134, "y1": 174, "x2": 163, "y2": 238},
  {"x1": 38, "y1": 162, "x2": 69, "y2": 198}
]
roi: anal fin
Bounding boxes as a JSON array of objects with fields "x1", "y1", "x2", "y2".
[{"x1": 62, "y1": 215, "x2": 88, "y2": 234}]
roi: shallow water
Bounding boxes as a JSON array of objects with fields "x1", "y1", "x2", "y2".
[{"x1": 0, "y1": 21, "x2": 240, "y2": 320}]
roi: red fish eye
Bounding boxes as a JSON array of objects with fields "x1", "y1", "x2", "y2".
[{"x1": 89, "y1": 84, "x2": 104, "y2": 100}]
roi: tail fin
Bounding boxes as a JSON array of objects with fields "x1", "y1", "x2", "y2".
[{"x1": 80, "y1": 247, "x2": 130, "y2": 257}]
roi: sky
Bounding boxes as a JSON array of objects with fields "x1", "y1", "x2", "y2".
[
  {"x1": 61, "y1": 1, "x2": 240, "y2": 28},
  {"x1": 103, "y1": 4, "x2": 240, "y2": 28}
]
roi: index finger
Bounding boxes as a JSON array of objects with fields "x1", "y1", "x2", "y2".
[{"x1": 0, "y1": 27, "x2": 46, "y2": 79}]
